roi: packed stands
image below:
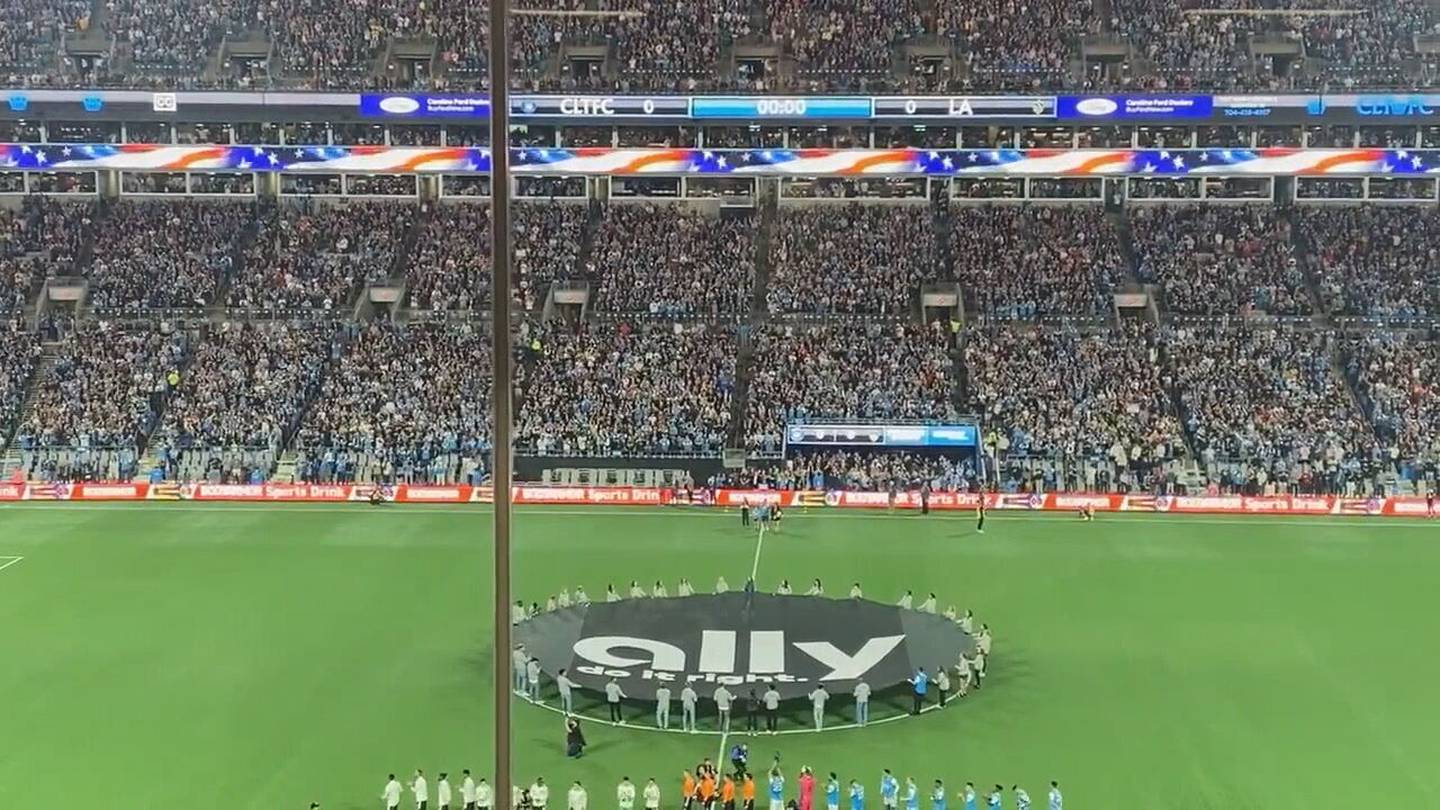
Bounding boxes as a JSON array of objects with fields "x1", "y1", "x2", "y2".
[
  {"x1": 516, "y1": 321, "x2": 736, "y2": 456},
  {"x1": 588, "y1": 204, "x2": 756, "y2": 317},
  {"x1": 88, "y1": 200, "x2": 251, "y2": 310},
  {"x1": 951, "y1": 205, "x2": 1127, "y2": 320},
  {"x1": 231, "y1": 202, "x2": 415, "y2": 311},
  {"x1": 1130, "y1": 205, "x2": 1309, "y2": 316},
  {"x1": 0, "y1": 321, "x2": 40, "y2": 441},
  {"x1": 1344, "y1": 332, "x2": 1440, "y2": 469},
  {"x1": 293, "y1": 320, "x2": 492, "y2": 484},
  {"x1": 768, "y1": 205, "x2": 937, "y2": 316},
  {"x1": 1295, "y1": 206, "x2": 1440, "y2": 319},
  {"x1": 745, "y1": 322, "x2": 956, "y2": 454}
]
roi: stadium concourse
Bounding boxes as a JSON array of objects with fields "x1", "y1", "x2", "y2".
[{"x1": 0, "y1": 188, "x2": 1438, "y2": 497}]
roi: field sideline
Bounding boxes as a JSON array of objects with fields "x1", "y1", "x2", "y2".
[{"x1": 1, "y1": 503, "x2": 1437, "y2": 809}]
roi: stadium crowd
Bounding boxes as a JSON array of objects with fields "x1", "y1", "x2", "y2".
[
  {"x1": 516, "y1": 321, "x2": 736, "y2": 456},
  {"x1": 1295, "y1": 206, "x2": 1440, "y2": 319},
  {"x1": 964, "y1": 323, "x2": 1184, "y2": 488},
  {"x1": 589, "y1": 205, "x2": 756, "y2": 317},
  {"x1": 1130, "y1": 205, "x2": 1309, "y2": 316},
  {"x1": 1344, "y1": 332, "x2": 1440, "y2": 472},
  {"x1": 292, "y1": 320, "x2": 493, "y2": 484},
  {"x1": 87, "y1": 200, "x2": 250, "y2": 310},
  {"x1": 745, "y1": 322, "x2": 956, "y2": 454},
  {"x1": 951, "y1": 205, "x2": 1126, "y2": 319},
  {"x1": 768, "y1": 206, "x2": 937, "y2": 316}
]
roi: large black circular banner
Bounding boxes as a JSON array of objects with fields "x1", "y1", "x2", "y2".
[{"x1": 515, "y1": 593, "x2": 975, "y2": 700}]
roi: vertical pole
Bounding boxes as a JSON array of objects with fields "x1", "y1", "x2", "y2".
[{"x1": 489, "y1": 0, "x2": 513, "y2": 803}]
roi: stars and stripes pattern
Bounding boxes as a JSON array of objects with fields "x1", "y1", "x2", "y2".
[{"x1": 1, "y1": 144, "x2": 1436, "y2": 176}]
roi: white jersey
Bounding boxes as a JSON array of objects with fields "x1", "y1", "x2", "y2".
[
  {"x1": 853, "y1": 682, "x2": 871, "y2": 703},
  {"x1": 918, "y1": 597, "x2": 937, "y2": 614},
  {"x1": 1047, "y1": 787, "x2": 1062, "y2": 810},
  {"x1": 808, "y1": 688, "x2": 829, "y2": 708},
  {"x1": 557, "y1": 590, "x2": 572, "y2": 608},
  {"x1": 681, "y1": 687, "x2": 698, "y2": 708},
  {"x1": 569, "y1": 786, "x2": 588, "y2": 810},
  {"x1": 605, "y1": 682, "x2": 626, "y2": 703},
  {"x1": 512, "y1": 650, "x2": 528, "y2": 673},
  {"x1": 439, "y1": 779, "x2": 453, "y2": 806},
  {"x1": 715, "y1": 577, "x2": 729, "y2": 594},
  {"x1": 714, "y1": 687, "x2": 734, "y2": 710},
  {"x1": 606, "y1": 590, "x2": 621, "y2": 603},
  {"x1": 618, "y1": 782, "x2": 637, "y2": 810},
  {"x1": 575, "y1": 589, "x2": 590, "y2": 605},
  {"x1": 806, "y1": 583, "x2": 823, "y2": 596},
  {"x1": 545, "y1": 597, "x2": 557, "y2": 612},
  {"x1": 764, "y1": 688, "x2": 781, "y2": 709},
  {"x1": 677, "y1": 581, "x2": 694, "y2": 597},
  {"x1": 653, "y1": 584, "x2": 668, "y2": 598},
  {"x1": 777, "y1": 582, "x2": 793, "y2": 595},
  {"x1": 897, "y1": 593, "x2": 913, "y2": 609},
  {"x1": 629, "y1": 584, "x2": 646, "y2": 599},
  {"x1": 413, "y1": 776, "x2": 429, "y2": 804},
  {"x1": 849, "y1": 585, "x2": 863, "y2": 599},
  {"x1": 512, "y1": 604, "x2": 526, "y2": 624},
  {"x1": 644, "y1": 783, "x2": 662, "y2": 809},
  {"x1": 959, "y1": 614, "x2": 973, "y2": 633},
  {"x1": 462, "y1": 777, "x2": 478, "y2": 804},
  {"x1": 557, "y1": 673, "x2": 576, "y2": 697},
  {"x1": 477, "y1": 783, "x2": 494, "y2": 808},
  {"x1": 383, "y1": 779, "x2": 403, "y2": 807},
  {"x1": 532, "y1": 784, "x2": 550, "y2": 808},
  {"x1": 655, "y1": 686, "x2": 672, "y2": 705},
  {"x1": 977, "y1": 631, "x2": 992, "y2": 655},
  {"x1": 527, "y1": 660, "x2": 542, "y2": 683}
]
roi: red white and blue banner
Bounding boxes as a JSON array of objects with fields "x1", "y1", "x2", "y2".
[{"x1": 4, "y1": 144, "x2": 1439, "y2": 177}]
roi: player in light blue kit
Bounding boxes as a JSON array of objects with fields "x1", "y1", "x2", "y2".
[
  {"x1": 879, "y1": 771, "x2": 898, "y2": 810},
  {"x1": 1046, "y1": 783, "x2": 1060, "y2": 810},
  {"x1": 768, "y1": 770, "x2": 785, "y2": 810},
  {"x1": 849, "y1": 781, "x2": 864, "y2": 810},
  {"x1": 825, "y1": 775, "x2": 841, "y2": 810},
  {"x1": 1011, "y1": 786, "x2": 1029, "y2": 810},
  {"x1": 903, "y1": 779, "x2": 918, "y2": 810},
  {"x1": 930, "y1": 780, "x2": 945, "y2": 810},
  {"x1": 961, "y1": 784, "x2": 976, "y2": 810},
  {"x1": 985, "y1": 785, "x2": 1002, "y2": 810}
]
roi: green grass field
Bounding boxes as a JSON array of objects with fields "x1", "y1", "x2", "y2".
[{"x1": 2, "y1": 502, "x2": 1438, "y2": 809}]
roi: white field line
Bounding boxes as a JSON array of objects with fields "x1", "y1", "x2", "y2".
[{"x1": 0, "y1": 556, "x2": 24, "y2": 573}]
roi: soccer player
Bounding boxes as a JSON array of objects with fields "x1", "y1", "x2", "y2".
[
  {"x1": 462, "y1": 771, "x2": 478, "y2": 810},
  {"x1": 903, "y1": 779, "x2": 918, "y2": 810},
  {"x1": 681, "y1": 685, "x2": 699, "y2": 732},
  {"x1": 907, "y1": 668, "x2": 928, "y2": 715},
  {"x1": 933, "y1": 667, "x2": 949, "y2": 706},
  {"x1": 848, "y1": 780, "x2": 864, "y2": 810},
  {"x1": 929, "y1": 781, "x2": 944, "y2": 810},
  {"x1": 619, "y1": 778, "x2": 637, "y2": 810},
  {"x1": 1046, "y1": 784, "x2": 1060, "y2": 810},
  {"x1": 527, "y1": 658, "x2": 543, "y2": 702},
  {"x1": 763, "y1": 685, "x2": 780, "y2": 732},
  {"x1": 477, "y1": 778, "x2": 493, "y2": 810},
  {"x1": 768, "y1": 770, "x2": 785, "y2": 810},
  {"x1": 879, "y1": 771, "x2": 898, "y2": 810},
  {"x1": 918, "y1": 594, "x2": 937, "y2": 614},
  {"x1": 716, "y1": 576, "x2": 730, "y2": 594},
  {"x1": 806, "y1": 579, "x2": 824, "y2": 596},
  {"x1": 897, "y1": 590, "x2": 913, "y2": 610},
  {"x1": 976, "y1": 500, "x2": 986, "y2": 534},
  {"x1": 961, "y1": 784, "x2": 976, "y2": 810},
  {"x1": 798, "y1": 768, "x2": 814, "y2": 810},
  {"x1": 605, "y1": 678, "x2": 627, "y2": 723},
  {"x1": 630, "y1": 581, "x2": 646, "y2": 599},
  {"x1": 655, "y1": 684, "x2": 673, "y2": 729},
  {"x1": 741, "y1": 774, "x2": 756, "y2": 810},
  {"x1": 532, "y1": 779, "x2": 550, "y2": 810},
  {"x1": 556, "y1": 668, "x2": 577, "y2": 715},
  {"x1": 606, "y1": 585, "x2": 621, "y2": 603},
  {"x1": 985, "y1": 787, "x2": 1001, "y2": 810},
  {"x1": 644, "y1": 779, "x2": 661, "y2": 810},
  {"x1": 722, "y1": 775, "x2": 738, "y2": 810},
  {"x1": 513, "y1": 645, "x2": 529, "y2": 695},
  {"x1": 1078, "y1": 504, "x2": 1094, "y2": 522},
  {"x1": 413, "y1": 770, "x2": 430, "y2": 810},
  {"x1": 853, "y1": 680, "x2": 871, "y2": 726},
  {"x1": 808, "y1": 685, "x2": 829, "y2": 731},
  {"x1": 439, "y1": 774, "x2": 452, "y2": 810},
  {"x1": 825, "y1": 775, "x2": 841, "y2": 810},
  {"x1": 557, "y1": 588, "x2": 572, "y2": 609},
  {"x1": 849, "y1": 582, "x2": 863, "y2": 599},
  {"x1": 575, "y1": 587, "x2": 590, "y2": 605},
  {"x1": 1011, "y1": 787, "x2": 1029, "y2": 810},
  {"x1": 383, "y1": 774, "x2": 403, "y2": 810},
  {"x1": 569, "y1": 782, "x2": 588, "y2": 810},
  {"x1": 682, "y1": 772, "x2": 697, "y2": 810},
  {"x1": 776, "y1": 579, "x2": 793, "y2": 596},
  {"x1": 714, "y1": 685, "x2": 735, "y2": 732}
]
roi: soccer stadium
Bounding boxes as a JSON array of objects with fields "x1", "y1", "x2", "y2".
[{"x1": 3, "y1": 0, "x2": 1440, "y2": 807}]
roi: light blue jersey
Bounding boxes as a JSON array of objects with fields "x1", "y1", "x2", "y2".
[
  {"x1": 931, "y1": 786, "x2": 945, "y2": 810},
  {"x1": 770, "y1": 777, "x2": 784, "y2": 802},
  {"x1": 986, "y1": 790, "x2": 1001, "y2": 810},
  {"x1": 880, "y1": 775, "x2": 898, "y2": 807},
  {"x1": 826, "y1": 781, "x2": 841, "y2": 809},
  {"x1": 850, "y1": 785, "x2": 865, "y2": 810},
  {"x1": 962, "y1": 788, "x2": 976, "y2": 810},
  {"x1": 904, "y1": 783, "x2": 919, "y2": 810},
  {"x1": 1047, "y1": 788, "x2": 1062, "y2": 810}
]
